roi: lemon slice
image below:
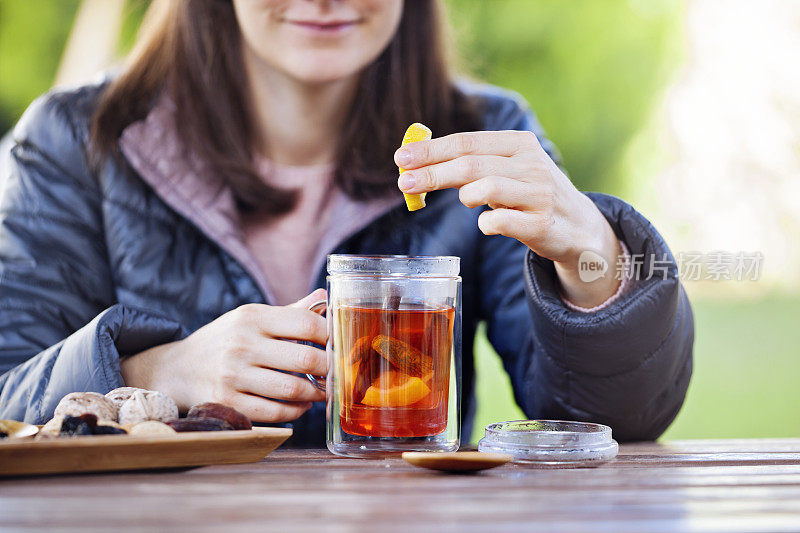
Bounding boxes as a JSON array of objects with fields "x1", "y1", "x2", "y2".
[
  {"x1": 399, "y1": 122, "x2": 432, "y2": 211},
  {"x1": 362, "y1": 371, "x2": 430, "y2": 407}
]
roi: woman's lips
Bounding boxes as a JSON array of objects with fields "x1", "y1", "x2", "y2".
[{"x1": 286, "y1": 19, "x2": 361, "y2": 35}]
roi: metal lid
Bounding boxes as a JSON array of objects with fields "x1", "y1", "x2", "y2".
[{"x1": 477, "y1": 420, "x2": 619, "y2": 465}]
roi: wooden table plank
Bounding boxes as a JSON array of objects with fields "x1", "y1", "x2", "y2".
[{"x1": 3, "y1": 439, "x2": 800, "y2": 532}]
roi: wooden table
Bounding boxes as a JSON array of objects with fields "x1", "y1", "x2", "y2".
[{"x1": 3, "y1": 439, "x2": 800, "y2": 532}]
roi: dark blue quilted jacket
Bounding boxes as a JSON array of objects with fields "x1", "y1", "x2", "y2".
[{"x1": 0, "y1": 82, "x2": 693, "y2": 443}]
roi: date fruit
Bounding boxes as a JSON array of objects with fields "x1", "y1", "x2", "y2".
[
  {"x1": 187, "y1": 402, "x2": 252, "y2": 430},
  {"x1": 166, "y1": 417, "x2": 233, "y2": 432},
  {"x1": 59, "y1": 414, "x2": 128, "y2": 436},
  {"x1": 60, "y1": 414, "x2": 98, "y2": 436}
]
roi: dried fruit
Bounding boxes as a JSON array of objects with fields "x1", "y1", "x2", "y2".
[
  {"x1": 0, "y1": 419, "x2": 39, "y2": 439},
  {"x1": 362, "y1": 371, "x2": 430, "y2": 407},
  {"x1": 60, "y1": 414, "x2": 97, "y2": 436},
  {"x1": 353, "y1": 349, "x2": 383, "y2": 404},
  {"x1": 94, "y1": 419, "x2": 127, "y2": 434},
  {"x1": 348, "y1": 335, "x2": 376, "y2": 365},
  {"x1": 93, "y1": 425, "x2": 127, "y2": 435},
  {"x1": 187, "y1": 402, "x2": 252, "y2": 430},
  {"x1": 129, "y1": 421, "x2": 177, "y2": 436},
  {"x1": 398, "y1": 123, "x2": 432, "y2": 211},
  {"x1": 54, "y1": 392, "x2": 117, "y2": 421},
  {"x1": 119, "y1": 390, "x2": 179, "y2": 425},
  {"x1": 105, "y1": 386, "x2": 146, "y2": 411},
  {"x1": 38, "y1": 415, "x2": 65, "y2": 439},
  {"x1": 166, "y1": 417, "x2": 233, "y2": 432},
  {"x1": 56, "y1": 415, "x2": 128, "y2": 437},
  {"x1": 371, "y1": 335, "x2": 432, "y2": 377}
]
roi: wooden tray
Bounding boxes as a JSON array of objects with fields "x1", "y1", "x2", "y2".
[{"x1": 0, "y1": 427, "x2": 292, "y2": 477}]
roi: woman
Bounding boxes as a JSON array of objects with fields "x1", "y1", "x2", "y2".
[{"x1": 0, "y1": 0, "x2": 692, "y2": 443}]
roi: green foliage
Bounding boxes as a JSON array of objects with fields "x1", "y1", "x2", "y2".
[
  {"x1": 0, "y1": 0, "x2": 80, "y2": 132},
  {"x1": 118, "y1": 0, "x2": 149, "y2": 54},
  {"x1": 446, "y1": 0, "x2": 683, "y2": 193}
]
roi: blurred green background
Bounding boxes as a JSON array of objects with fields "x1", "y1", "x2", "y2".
[{"x1": 1, "y1": 0, "x2": 798, "y2": 442}]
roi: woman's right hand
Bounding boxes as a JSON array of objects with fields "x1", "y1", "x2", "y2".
[{"x1": 120, "y1": 289, "x2": 328, "y2": 423}]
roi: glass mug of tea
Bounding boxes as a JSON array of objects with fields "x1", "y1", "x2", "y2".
[{"x1": 306, "y1": 255, "x2": 461, "y2": 457}]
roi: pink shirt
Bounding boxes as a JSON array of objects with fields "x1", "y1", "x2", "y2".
[{"x1": 241, "y1": 161, "x2": 336, "y2": 305}]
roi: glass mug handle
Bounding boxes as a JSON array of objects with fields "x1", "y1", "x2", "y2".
[{"x1": 305, "y1": 299, "x2": 327, "y2": 392}]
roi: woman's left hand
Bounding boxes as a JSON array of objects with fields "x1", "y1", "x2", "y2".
[{"x1": 395, "y1": 130, "x2": 623, "y2": 308}]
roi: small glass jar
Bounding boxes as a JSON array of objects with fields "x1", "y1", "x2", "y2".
[{"x1": 323, "y1": 255, "x2": 461, "y2": 458}]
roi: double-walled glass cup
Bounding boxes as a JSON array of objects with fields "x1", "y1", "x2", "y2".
[{"x1": 311, "y1": 255, "x2": 461, "y2": 458}]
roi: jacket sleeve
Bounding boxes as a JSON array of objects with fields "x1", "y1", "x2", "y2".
[
  {"x1": 0, "y1": 93, "x2": 186, "y2": 423},
  {"x1": 479, "y1": 95, "x2": 694, "y2": 441}
]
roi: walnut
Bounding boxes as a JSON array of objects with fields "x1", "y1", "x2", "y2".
[
  {"x1": 128, "y1": 420, "x2": 177, "y2": 436},
  {"x1": 118, "y1": 390, "x2": 178, "y2": 425},
  {"x1": 54, "y1": 392, "x2": 117, "y2": 421},
  {"x1": 105, "y1": 387, "x2": 146, "y2": 413}
]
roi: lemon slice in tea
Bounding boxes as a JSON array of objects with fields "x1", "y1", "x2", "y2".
[
  {"x1": 399, "y1": 122, "x2": 432, "y2": 211},
  {"x1": 362, "y1": 371, "x2": 430, "y2": 407}
]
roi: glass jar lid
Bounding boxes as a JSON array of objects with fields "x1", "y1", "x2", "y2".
[
  {"x1": 477, "y1": 420, "x2": 618, "y2": 465},
  {"x1": 327, "y1": 255, "x2": 460, "y2": 278}
]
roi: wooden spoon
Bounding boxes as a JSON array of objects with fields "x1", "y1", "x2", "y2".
[
  {"x1": 0, "y1": 419, "x2": 39, "y2": 439},
  {"x1": 402, "y1": 451, "x2": 512, "y2": 472}
]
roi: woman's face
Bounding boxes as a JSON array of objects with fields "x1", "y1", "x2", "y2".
[{"x1": 232, "y1": 0, "x2": 404, "y2": 84}]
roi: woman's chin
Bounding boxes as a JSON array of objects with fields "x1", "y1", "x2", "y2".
[{"x1": 284, "y1": 61, "x2": 364, "y2": 85}]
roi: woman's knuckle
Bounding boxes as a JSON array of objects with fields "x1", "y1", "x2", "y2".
[
  {"x1": 273, "y1": 404, "x2": 295, "y2": 422},
  {"x1": 219, "y1": 370, "x2": 236, "y2": 389},
  {"x1": 259, "y1": 403, "x2": 279, "y2": 422},
  {"x1": 420, "y1": 166, "x2": 437, "y2": 189},
  {"x1": 299, "y1": 315, "x2": 319, "y2": 340},
  {"x1": 218, "y1": 358, "x2": 240, "y2": 386},
  {"x1": 462, "y1": 156, "x2": 482, "y2": 176},
  {"x1": 417, "y1": 142, "x2": 430, "y2": 163},
  {"x1": 233, "y1": 303, "x2": 259, "y2": 324},
  {"x1": 225, "y1": 342, "x2": 248, "y2": 361},
  {"x1": 281, "y1": 379, "x2": 301, "y2": 400},
  {"x1": 455, "y1": 133, "x2": 475, "y2": 154},
  {"x1": 298, "y1": 346, "x2": 318, "y2": 372},
  {"x1": 217, "y1": 388, "x2": 237, "y2": 406}
]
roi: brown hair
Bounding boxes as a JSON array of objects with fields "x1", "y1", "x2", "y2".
[{"x1": 91, "y1": 0, "x2": 480, "y2": 214}]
